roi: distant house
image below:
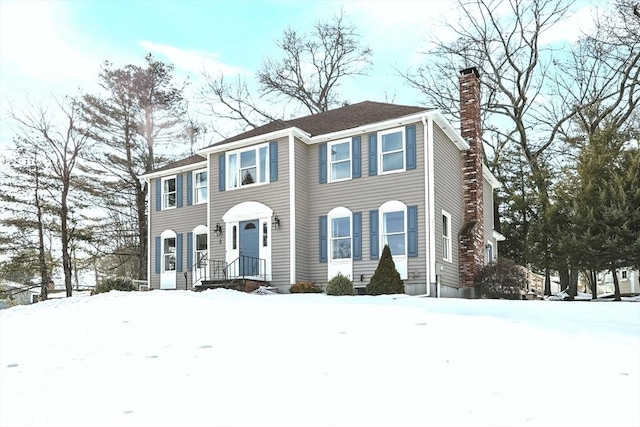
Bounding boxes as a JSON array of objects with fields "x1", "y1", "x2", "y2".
[
  {"x1": 140, "y1": 67, "x2": 503, "y2": 297},
  {"x1": 597, "y1": 268, "x2": 640, "y2": 295},
  {"x1": 0, "y1": 280, "x2": 40, "y2": 306}
]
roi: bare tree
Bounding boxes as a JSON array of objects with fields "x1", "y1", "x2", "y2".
[
  {"x1": 201, "y1": 11, "x2": 372, "y2": 132},
  {"x1": 6, "y1": 97, "x2": 92, "y2": 297}
]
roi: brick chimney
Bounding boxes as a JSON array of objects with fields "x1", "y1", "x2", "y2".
[{"x1": 458, "y1": 67, "x2": 485, "y2": 290}]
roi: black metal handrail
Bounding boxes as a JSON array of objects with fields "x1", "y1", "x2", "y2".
[{"x1": 191, "y1": 255, "x2": 267, "y2": 285}]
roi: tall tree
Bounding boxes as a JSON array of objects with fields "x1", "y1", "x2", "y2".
[
  {"x1": 81, "y1": 54, "x2": 187, "y2": 281},
  {"x1": 201, "y1": 11, "x2": 372, "y2": 133}
]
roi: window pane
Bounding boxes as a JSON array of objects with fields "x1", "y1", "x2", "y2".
[
  {"x1": 259, "y1": 146, "x2": 268, "y2": 183},
  {"x1": 331, "y1": 161, "x2": 351, "y2": 180},
  {"x1": 242, "y1": 168, "x2": 256, "y2": 185},
  {"x1": 332, "y1": 217, "x2": 350, "y2": 238},
  {"x1": 385, "y1": 234, "x2": 405, "y2": 256},
  {"x1": 164, "y1": 238, "x2": 175, "y2": 253},
  {"x1": 382, "y1": 132, "x2": 402, "y2": 152},
  {"x1": 332, "y1": 238, "x2": 351, "y2": 259},
  {"x1": 228, "y1": 154, "x2": 238, "y2": 188},
  {"x1": 384, "y1": 211, "x2": 404, "y2": 233},
  {"x1": 164, "y1": 178, "x2": 175, "y2": 192},
  {"x1": 443, "y1": 215, "x2": 449, "y2": 237},
  {"x1": 263, "y1": 222, "x2": 268, "y2": 247},
  {"x1": 196, "y1": 234, "x2": 207, "y2": 251},
  {"x1": 331, "y1": 142, "x2": 350, "y2": 161},
  {"x1": 164, "y1": 255, "x2": 176, "y2": 271},
  {"x1": 196, "y1": 172, "x2": 207, "y2": 185},
  {"x1": 382, "y1": 152, "x2": 403, "y2": 172},
  {"x1": 197, "y1": 187, "x2": 207, "y2": 203},
  {"x1": 240, "y1": 150, "x2": 256, "y2": 168}
]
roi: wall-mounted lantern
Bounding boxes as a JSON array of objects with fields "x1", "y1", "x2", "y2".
[
  {"x1": 214, "y1": 223, "x2": 223, "y2": 236},
  {"x1": 272, "y1": 215, "x2": 280, "y2": 230}
]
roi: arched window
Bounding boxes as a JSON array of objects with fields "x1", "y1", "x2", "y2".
[{"x1": 327, "y1": 207, "x2": 353, "y2": 280}]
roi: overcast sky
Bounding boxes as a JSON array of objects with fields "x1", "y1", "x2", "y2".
[{"x1": 0, "y1": 0, "x2": 602, "y2": 150}]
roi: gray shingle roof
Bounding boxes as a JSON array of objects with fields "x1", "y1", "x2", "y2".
[
  {"x1": 150, "y1": 154, "x2": 206, "y2": 174},
  {"x1": 210, "y1": 101, "x2": 431, "y2": 147}
]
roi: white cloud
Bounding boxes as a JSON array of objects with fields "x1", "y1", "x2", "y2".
[{"x1": 138, "y1": 41, "x2": 252, "y2": 78}]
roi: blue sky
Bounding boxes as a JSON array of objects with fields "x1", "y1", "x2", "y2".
[{"x1": 0, "y1": 0, "x2": 601, "y2": 148}]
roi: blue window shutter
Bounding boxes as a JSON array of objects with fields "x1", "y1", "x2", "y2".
[
  {"x1": 352, "y1": 136, "x2": 361, "y2": 178},
  {"x1": 370, "y1": 210, "x2": 379, "y2": 259},
  {"x1": 187, "y1": 232, "x2": 193, "y2": 270},
  {"x1": 319, "y1": 215, "x2": 327, "y2": 263},
  {"x1": 406, "y1": 125, "x2": 417, "y2": 170},
  {"x1": 176, "y1": 174, "x2": 183, "y2": 208},
  {"x1": 176, "y1": 233, "x2": 183, "y2": 272},
  {"x1": 269, "y1": 141, "x2": 278, "y2": 182},
  {"x1": 408, "y1": 205, "x2": 418, "y2": 257},
  {"x1": 218, "y1": 154, "x2": 225, "y2": 191},
  {"x1": 368, "y1": 133, "x2": 378, "y2": 176},
  {"x1": 155, "y1": 236, "x2": 161, "y2": 274},
  {"x1": 186, "y1": 172, "x2": 193, "y2": 206},
  {"x1": 155, "y1": 179, "x2": 161, "y2": 211},
  {"x1": 353, "y1": 212, "x2": 362, "y2": 261},
  {"x1": 319, "y1": 143, "x2": 327, "y2": 184}
]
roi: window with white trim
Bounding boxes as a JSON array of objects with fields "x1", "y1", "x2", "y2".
[
  {"x1": 195, "y1": 233, "x2": 207, "y2": 268},
  {"x1": 194, "y1": 169, "x2": 208, "y2": 204},
  {"x1": 379, "y1": 201, "x2": 407, "y2": 279},
  {"x1": 379, "y1": 127, "x2": 405, "y2": 174},
  {"x1": 329, "y1": 139, "x2": 351, "y2": 182},
  {"x1": 227, "y1": 144, "x2": 269, "y2": 189},
  {"x1": 163, "y1": 236, "x2": 176, "y2": 271},
  {"x1": 162, "y1": 176, "x2": 176, "y2": 209},
  {"x1": 486, "y1": 241, "x2": 494, "y2": 264},
  {"x1": 331, "y1": 216, "x2": 351, "y2": 259},
  {"x1": 621, "y1": 270, "x2": 628, "y2": 279},
  {"x1": 442, "y1": 211, "x2": 452, "y2": 262}
]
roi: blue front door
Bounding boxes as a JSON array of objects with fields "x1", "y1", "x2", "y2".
[{"x1": 239, "y1": 220, "x2": 259, "y2": 276}]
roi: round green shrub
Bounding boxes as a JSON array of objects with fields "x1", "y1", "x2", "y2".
[
  {"x1": 366, "y1": 244, "x2": 405, "y2": 295},
  {"x1": 474, "y1": 259, "x2": 527, "y2": 299},
  {"x1": 93, "y1": 278, "x2": 136, "y2": 295},
  {"x1": 290, "y1": 282, "x2": 323, "y2": 293},
  {"x1": 325, "y1": 273, "x2": 355, "y2": 296}
]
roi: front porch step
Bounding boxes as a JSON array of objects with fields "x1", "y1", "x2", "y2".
[{"x1": 195, "y1": 278, "x2": 270, "y2": 293}]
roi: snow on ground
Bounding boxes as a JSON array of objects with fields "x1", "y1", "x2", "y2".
[{"x1": 1, "y1": 290, "x2": 639, "y2": 427}]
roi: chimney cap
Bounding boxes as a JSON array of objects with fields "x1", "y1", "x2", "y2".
[{"x1": 460, "y1": 67, "x2": 480, "y2": 78}]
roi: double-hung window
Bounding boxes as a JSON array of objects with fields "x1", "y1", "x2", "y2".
[
  {"x1": 195, "y1": 233, "x2": 207, "y2": 268},
  {"x1": 194, "y1": 170, "x2": 208, "y2": 204},
  {"x1": 442, "y1": 211, "x2": 452, "y2": 262},
  {"x1": 379, "y1": 128, "x2": 405, "y2": 174},
  {"x1": 331, "y1": 216, "x2": 351, "y2": 260},
  {"x1": 382, "y1": 211, "x2": 406, "y2": 257},
  {"x1": 162, "y1": 177, "x2": 176, "y2": 209},
  {"x1": 329, "y1": 140, "x2": 351, "y2": 182},
  {"x1": 163, "y1": 237, "x2": 176, "y2": 271},
  {"x1": 227, "y1": 145, "x2": 269, "y2": 189}
]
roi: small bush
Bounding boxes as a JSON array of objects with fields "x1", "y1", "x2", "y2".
[
  {"x1": 325, "y1": 273, "x2": 355, "y2": 296},
  {"x1": 474, "y1": 259, "x2": 526, "y2": 299},
  {"x1": 290, "y1": 281, "x2": 322, "y2": 293},
  {"x1": 93, "y1": 278, "x2": 136, "y2": 295},
  {"x1": 366, "y1": 244, "x2": 404, "y2": 295}
]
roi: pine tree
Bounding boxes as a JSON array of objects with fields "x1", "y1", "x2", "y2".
[{"x1": 366, "y1": 245, "x2": 404, "y2": 295}]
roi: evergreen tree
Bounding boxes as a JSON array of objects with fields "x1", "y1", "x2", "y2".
[{"x1": 366, "y1": 245, "x2": 404, "y2": 295}]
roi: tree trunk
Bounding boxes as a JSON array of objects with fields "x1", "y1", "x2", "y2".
[
  {"x1": 544, "y1": 268, "x2": 551, "y2": 296},
  {"x1": 136, "y1": 182, "x2": 148, "y2": 281},
  {"x1": 35, "y1": 171, "x2": 49, "y2": 301},
  {"x1": 611, "y1": 267, "x2": 622, "y2": 301},
  {"x1": 589, "y1": 270, "x2": 598, "y2": 299},
  {"x1": 61, "y1": 182, "x2": 73, "y2": 297}
]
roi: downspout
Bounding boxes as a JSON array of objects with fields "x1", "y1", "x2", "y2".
[
  {"x1": 144, "y1": 176, "x2": 151, "y2": 289},
  {"x1": 422, "y1": 115, "x2": 436, "y2": 296},
  {"x1": 289, "y1": 132, "x2": 296, "y2": 285}
]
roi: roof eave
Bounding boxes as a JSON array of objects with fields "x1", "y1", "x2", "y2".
[
  {"x1": 138, "y1": 157, "x2": 208, "y2": 181},
  {"x1": 198, "y1": 127, "x2": 311, "y2": 155}
]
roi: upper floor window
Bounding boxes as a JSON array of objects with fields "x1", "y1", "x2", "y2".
[
  {"x1": 621, "y1": 270, "x2": 628, "y2": 279},
  {"x1": 379, "y1": 127, "x2": 405, "y2": 174},
  {"x1": 329, "y1": 140, "x2": 351, "y2": 182},
  {"x1": 162, "y1": 176, "x2": 176, "y2": 209},
  {"x1": 194, "y1": 170, "x2": 208, "y2": 204},
  {"x1": 227, "y1": 145, "x2": 269, "y2": 189},
  {"x1": 442, "y1": 211, "x2": 452, "y2": 262}
]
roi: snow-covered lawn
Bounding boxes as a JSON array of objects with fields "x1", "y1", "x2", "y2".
[{"x1": 1, "y1": 290, "x2": 638, "y2": 427}]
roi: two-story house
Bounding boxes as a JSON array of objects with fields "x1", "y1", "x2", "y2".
[{"x1": 141, "y1": 67, "x2": 503, "y2": 297}]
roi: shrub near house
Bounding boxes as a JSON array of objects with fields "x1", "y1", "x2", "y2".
[
  {"x1": 367, "y1": 244, "x2": 405, "y2": 295},
  {"x1": 474, "y1": 259, "x2": 526, "y2": 299}
]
